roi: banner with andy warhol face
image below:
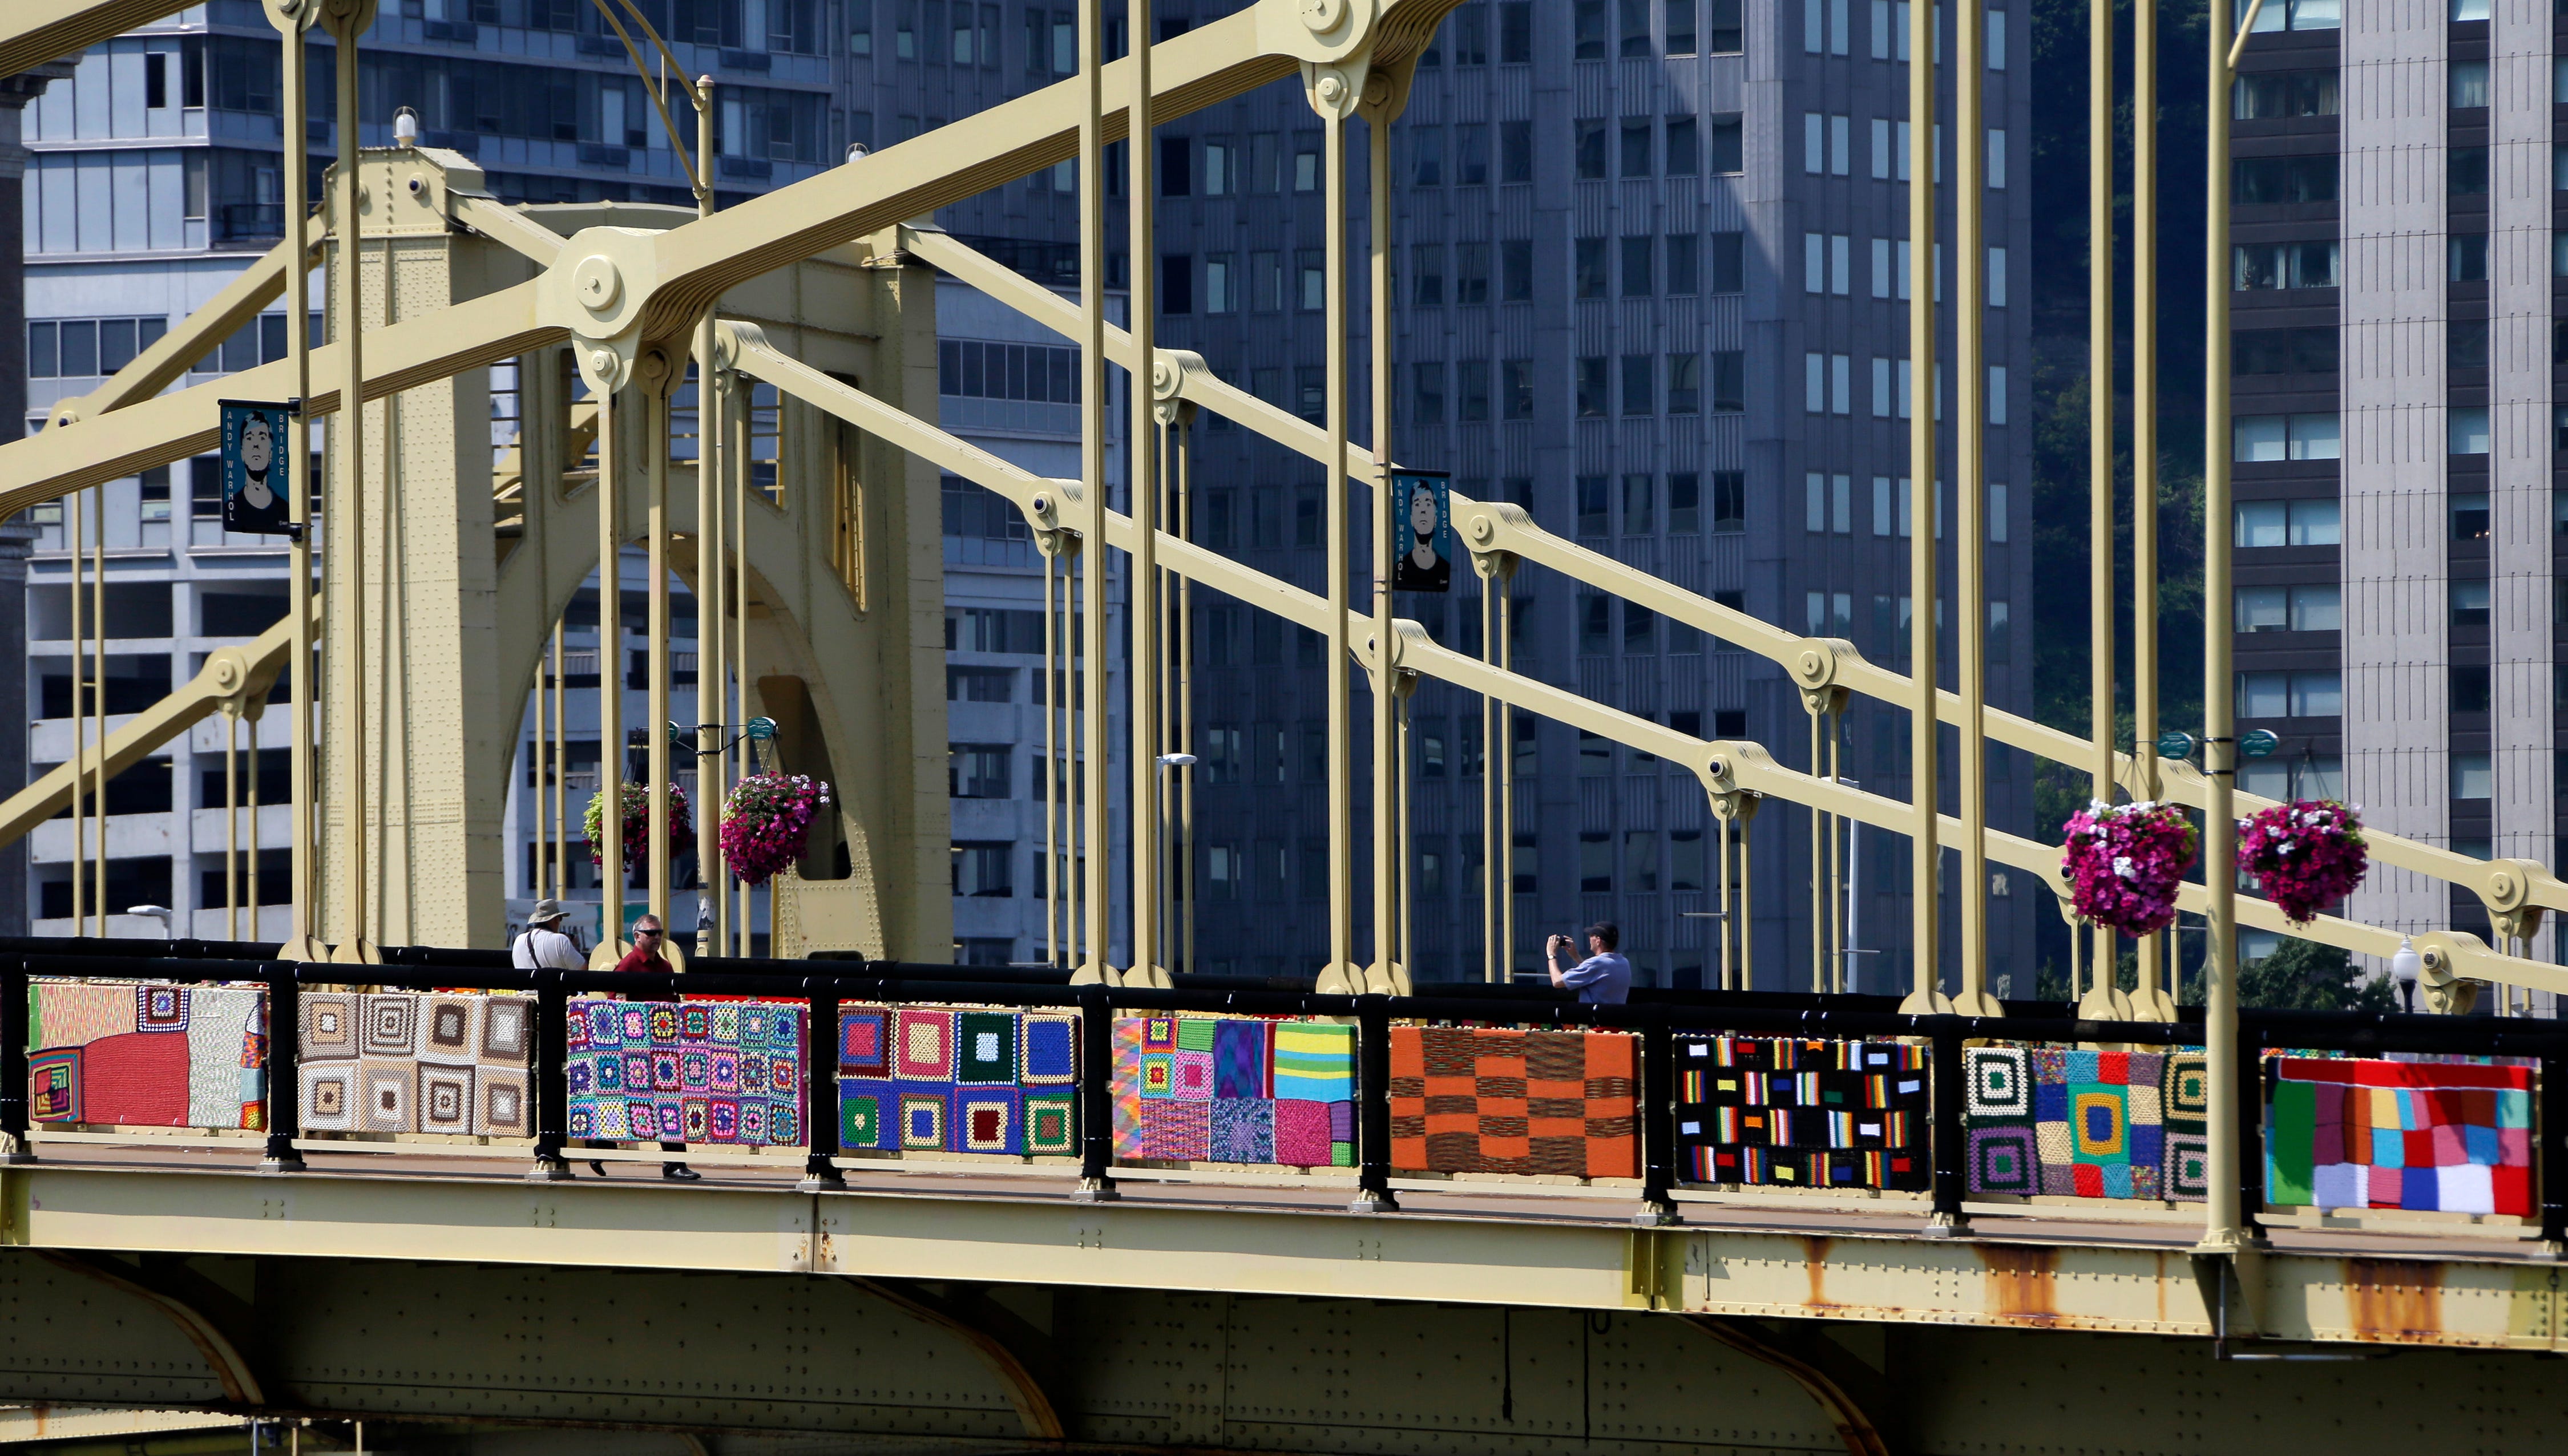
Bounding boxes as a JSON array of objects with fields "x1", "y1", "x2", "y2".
[
  {"x1": 1389, "y1": 468, "x2": 1451, "y2": 594},
  {"x1": 219, "y1": 399, "x2": 294, "y2": 536}
]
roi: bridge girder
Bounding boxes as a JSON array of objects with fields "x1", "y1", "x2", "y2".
[{"x1": 2, "y1": 1236, "x2": 2565, "y2": 1455}]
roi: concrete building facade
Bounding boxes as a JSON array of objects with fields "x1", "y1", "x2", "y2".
[{"x1": 2228, "y1": 0, "x2": 2563, "y2": 969}]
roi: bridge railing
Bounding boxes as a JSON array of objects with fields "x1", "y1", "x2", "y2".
[{"x1": 3, "y1": 943, "x2": 2562, "y2": 1247}]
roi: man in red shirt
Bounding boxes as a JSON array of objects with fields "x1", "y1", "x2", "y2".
[{"x1": 618, "y1": 914, "x2": 699, "y2": 1182}]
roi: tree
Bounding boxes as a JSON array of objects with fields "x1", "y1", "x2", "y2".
[{"x1": 2238, "y1": 936, "x2": 2397, "y2": 1014}]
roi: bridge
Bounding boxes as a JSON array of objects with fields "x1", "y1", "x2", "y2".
[{"x1": 2, "y1": 0, "x2": 2567, "y2": 1447}]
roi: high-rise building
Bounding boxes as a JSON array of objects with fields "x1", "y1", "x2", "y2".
[
  {"x1": 1147, "y1": 0, "x2": 2041, "y2": 989},
  {"x1": 2228, "y1": 1, "x2": 2556, "y2": 965}
]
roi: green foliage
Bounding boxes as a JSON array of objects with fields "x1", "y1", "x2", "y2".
[
  {"x1": 2025, "y1": 0, "x2": 2217, "y2": 992},
  {"x1": 2238, "y1": 936, "x2": 2399, "y2": 1014}
]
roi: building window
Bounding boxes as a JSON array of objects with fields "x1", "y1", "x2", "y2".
[
  {"x1": 2235, "y1": 68, "x2": 2338, "y2": 117},
  {"x1": 1625, "y1": 236, "x2": 1656, "y2": 297},
  {"x1": 1455, "y1": 242, "x2": 1490, "y2": 304},
  {"x1": 2451, "y1": 751, "x2": 2493, "y2": 803},
  {"x1": 2231, "y1": 412, "x2": 2340, "y2": 461},
  {"x1": 2235, "y1": 326, "x2": 2338, "y2": 375},
  {"x1": 1667, "y1": 115, "x2": 1699, "y2": 176},
  {"x1": 1666, "y1": 234, "x2": 1699, "y2": 294},
  {"x1": 948, "y1": 745, "x2": 1012, "y2": 798},
  {"x1": 2450, "y1": 234, "x2": 2489, "y2": 281},
  {"x1": 1576, "y1": 120, "x2": 1608, "y2": 179},
  {"x1": 1622, "y1": 117, "x2": 1655, "y2": 176},
  {"x1": 1412, "y1": 362, "x2": 1445, "y2": 424},
  {"x1": 1708, "y1": 0, "x2": 1743, "y2": 50},
  {"x1": 1456, "y1": 122, "x2": 1489, "y2": 184},
  {"x1": 1622, "y1": 473, "x2": 1657, "y2": 536},
  {"x1": 1710, "y1": 350, "x2": 1745, "y2": 411},
  {"x1": 2449, "y1": 407, "x2": 2492, "y2": 456},
  {"x1": 2234, "y1": 155, "x2": 2337, "y2": 204},
  {"x1": 1576, "y1": 0, "x2": 1609, "y2": 56},
  {"x1": 1578, "y1": 476, "x2": 1611, "y2": 535},
  {"x1": 2448, "y1": 144, "x2": 2490, "y2": 197},
  {"x1": 1667, "y1": 353, "x2": 1702, "y2": 414},
  {"x1": 1577, "y1": 357, "x2": 1609, "y2": 416},
  {"x1": 1580, "y1": 595, "x2": 1611, "y2": 652},
  {"x1": 2243, "y1": 0, "x2": 2342, "y2": 31},
  {"x1": 1622, "y1": 354, "x2": 1654, "y2": 415},
  {"x1": 1458, "y1": 359, "x2": 1492, "y2": 422},
  {"x1": 1412, "y1": 124, "x2": 1444, "y2": 186},
  {"x1": 2451, "y1": 577, "x2": 2491, "y2": 626},
  {"x1": 2452, "y1": 491, "x2": 2491, "y2": 538},
  {"x1": 1669, "y1": 472, "x2": 1701, "y2": 533},
  {"x1": 1416, "y1": 245, "x2": 1460, "y2": 308},
  {"x1": 951, "y1": 842, "x2": 1013, "y2": 896},
  {"x1": 1503, "y1": 359, "x2": 1535, "y2": 419},
  {"x1": 1709, "y1": 114, "x2": 1743, "y2": 173},
  {"x1": 2236, "y1": 670, "x2": 2343, "y2": 718},
  {"x1": 1501, "y1": 1, "x2": 1535, "y2": 60},
  {"x1": 2234, "y1": 498, "x2": 2340, "y2": 545},
  {"x1": 2293, "y1": 583, "x2": 2341, "y2": 630},
  {"x1": 1502, "y1": 238, "x2": 1535, "y2": 300},
  {"x1": 1710, "y1": 232, "x2": 1745, "y2": 293},
  {"x1": 2235, "y1": 241, "x2": 2341, "y2": 290},
  {"x1": 1711, "y1": 471, "x2": 1746, "y2": 532}
]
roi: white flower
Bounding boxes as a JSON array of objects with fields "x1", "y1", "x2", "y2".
[{"x1": 2112, "y1": 855, "x2": 2136, "y2": 880}]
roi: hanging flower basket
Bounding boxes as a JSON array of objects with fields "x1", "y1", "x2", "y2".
[
  {"x1": 584, "y1": 781, "x2": 693, "y2": 867},
  {"x1": 719, "y1": 772, "x2": 833, "y2": 885},
  {"x1": 2237, "y1": 799, "x2": 2368, "y2": 925},
  {"x1": 2060, "y1": 800, "x2": 2198, "y2": 937}
]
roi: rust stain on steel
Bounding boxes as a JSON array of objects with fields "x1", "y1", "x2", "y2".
[
  {"x1": 2344, "y1": 1259, "x2": 2444, "y2": 1342},
  {"x1": 1803, "y1": 1236, "x2": 1839, "y2": 1309},
  {"x1": 1980, "y1": 1244, "x2": 2061, "y2": 1322}
]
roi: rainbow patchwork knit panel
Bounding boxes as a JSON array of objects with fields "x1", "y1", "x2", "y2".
[
  {"x1": 1673, "y1": 1036, "x2": 1928, "y2": 1191},
  {"x1": 2265, "y1": 1057, "x2": 2533, "y2": 1217},
  {"x1": 27, "y1": 980, "x2": 267, "y2": 1131},
  {"x1": 563, "y1": 998, "x2": 805, "y2": 1146},
  {"x1": 1963, "y1": 1046, "x2": 2209, "y2": 1202},
  {"x1": 1111, "y1": 1016, "x2": 1356, "y2": 1167},
  {"x1": 838, "y1": 1006, "x2": 1080, "y2": 1157}
]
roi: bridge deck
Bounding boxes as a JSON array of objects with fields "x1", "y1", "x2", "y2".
[{"x1": 8, "y1": 1138, "x2": 2559, "y2": 1353}]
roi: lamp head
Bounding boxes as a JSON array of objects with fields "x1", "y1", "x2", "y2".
[{"x1": 2389, "y1": 935, "x2": 2423, "y2": 987}]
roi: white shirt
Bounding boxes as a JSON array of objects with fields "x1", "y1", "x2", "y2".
[{"x1": 511, "y1": 925, "x2": 583, "y2": 970}]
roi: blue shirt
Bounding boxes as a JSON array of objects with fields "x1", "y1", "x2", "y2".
[{"x1": 1559, "y1": 951, "x2": 1633, "y2": 1004}]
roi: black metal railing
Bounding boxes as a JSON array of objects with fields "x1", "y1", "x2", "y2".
[{"x1": 0, "y1": 936, "x2": 2559, "y2": 1248}]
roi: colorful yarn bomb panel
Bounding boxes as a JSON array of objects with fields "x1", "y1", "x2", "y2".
[
  {"x1": 838, "y1": 1006, "x2": 1081, "y2": 1158},
  {"x1": 1387, "y1": 1026, "x2": 1639, "y2": 1179},
  {"x1": 564, "y1": 998, "x2": 806, "y2": 1147},
  {"x1": 297, "y1": 992, "x2": 534, "y2": 1138},
  {"x1": 1673, "y1": 1036, "x2": 1928, "y2": 1191},
  {"x1": 1109, "y1": 1016, "x2": 1356, "y2": 1168},
  {"x1": 2265, "y1": 1057, "x2": 2533, "y2": 1217},
  {"x1": 1962, "y1": 1046, "x2": 2209, "y2": 1203},
  {"x1": 27, "y1": 980, "x2": 268, "y2": 1131}
]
